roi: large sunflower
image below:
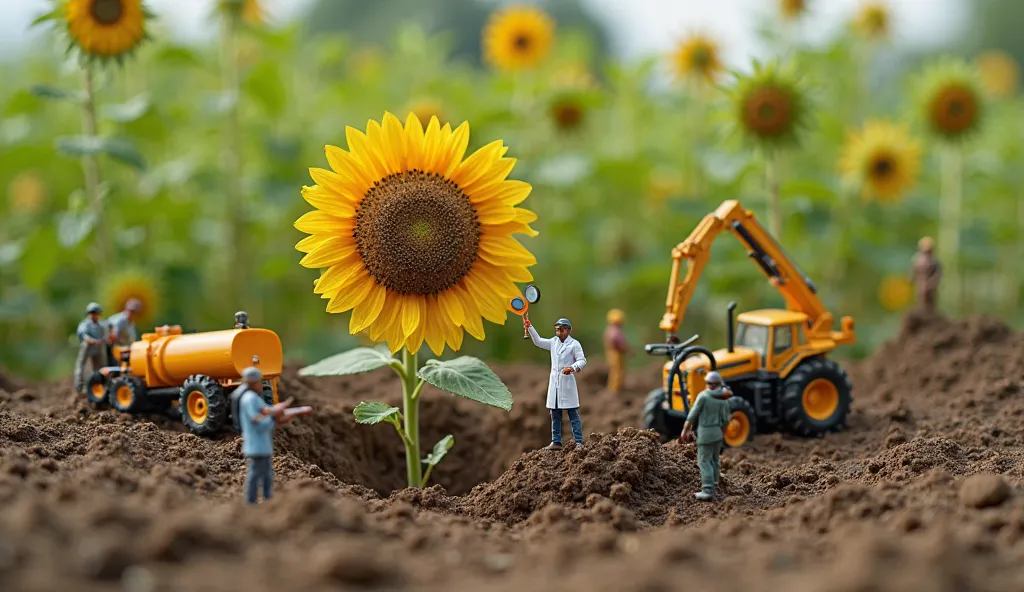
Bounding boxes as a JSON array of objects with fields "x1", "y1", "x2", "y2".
[
  {"x1": 912, "y1": 58, "x2": 985, "y2": 142},
  {"x1": 975, "y1": 50, "x2": 1020, "y2": 99},
  {"x1": 60, "y1": 0, "x2": 151, "y2": 60},
  {"x1": 726, "y1": 59, "x2": 810, "y2": 148},
  {"x1": 839, "y1": 120, "x2": 921, "y2": 203},
  {"x1": 295, "y1": 112, "x2": 539, "y2": 356},
  {"x1": 101, "y1": 268, "x2": 160, "y2": 327},
  {"x1": 853, "y1": 2, "x2": 890, "y2": 40},
  {"x1": 482, "y1": 5, "x2": 555, "y2": 71},
  {"x1": 669, "y1": 34, "x2": 723, "y2": 84}
]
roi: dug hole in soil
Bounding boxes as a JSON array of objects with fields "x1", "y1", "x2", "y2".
[{"x1": 2, "y1": 308, "x2": 1024, "y2": 591}]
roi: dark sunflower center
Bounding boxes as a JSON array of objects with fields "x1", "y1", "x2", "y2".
[
  {"x1": 871, "y1": 156, "x2": 894, "y2": 178},
  {"x1": 354, "y1": 170, "x2": 480, "y2": 296},
  {"x1": 932, "y1": 86, "x2": 977, "y2": 134},
  {"x1": 514, "y1": 34, "x2": 531, "y2": 49},
  {"x1": 692, "y1": 47, "x2": 711, "y2": 68},
  {"x1": 552, "y1": 101, "x2": 583, "y2": 129},
  {"x1": 90, "y1": 0, "x2": 124, "y2": 25},
  {"x1": 743, "y1": 86, "x2": 792, "y2": 137}
]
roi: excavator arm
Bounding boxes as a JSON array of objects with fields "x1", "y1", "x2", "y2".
[{"x1": 659, "y1": 200, "x2": 855, "y2": 343}]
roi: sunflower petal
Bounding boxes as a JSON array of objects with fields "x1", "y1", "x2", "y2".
[
  {"x1": 324, "y1": 145, "x2": 375, "y2": 197},
  {"x1": 349, "y1": 281, "x2": 386, "y2": 334},
  {"x1": 294, "y1": 210, "x2": 355, "y2": 235},
  {"x1": 486, "y1": 180, "x2": 532, "y2": 206},
  {"x1": 407, "y1": 297, "x2": 427, "y2": 354},
  {"x1": 315, "y1": 253, "x2": 366, "y2": 295},
  {"x1": 453, "y1": 285, "x2": 486, "y2": 341},
  {"x1": 384, "y1": 310, "x2": 407, "y2": 353},
  {"x1": 299, "y1": 236, "x2": 358, "y2": 268},
  {"x1": 295, "y1": 234, "x2": 331, "y2": 254},
  {"x1": 474, "y1": 200, "x2": 517, "y2": 224},
  {"x1": 462, "y1": 272, "x2": 507, "y2": 325},
  {"x1": 437, "y1": 289, "x2": 465, "y2": 327},
  {"x1": 420, "y1": 117, "x2": 444, "y2": 173},
  {"x1": 382, "y1": 112, "x2": 408, "y2": 172},
  {"x1": 424, "y1": 296, "x2": 447, "y2": 357},
  {"x1": 401, "y1": 294, "x2": 422, "y2": 338},
  {"x1": 503, "y1": 265, "x2": 535, "y2": 282},
  {"x1": 440, "y1": 121, "x2": 471, "y2": 178},
  {"x1": 461, "y1": 157, "x2": 517, "y2": 198},
  {"x1": 483, "y1": 220, "x2": 539, "y2": 238},
  {"x1": 404, "y1": 112, "x2": 426, "y2": 169},
  {"x1": 369, "y1": 291, "x2": 400, "y2": 341},
  {"x1": 301, "y1": 182, "x2": 357, "y2": 217},
  {"x1": 478, "y1": 235, "x2": 537, "y2": 266},
  {"x1": 345, "y1": 126, "x2": 387, "y2": 181},
  {"x1": 325, "y1": 269, "x2": 374, "y2": 314},
  {"x1": 445, "y1": 321, "x2": 464, "y2": 351},
  {"x1": 452, "y1": 140, "x2": 505, "y2": 194},
  {"x1": 366, "y1": 118, "x2": 399, "y2": 177},
  {"x1": 513, "y1": 207, "x2": 538, "y2": 223}
]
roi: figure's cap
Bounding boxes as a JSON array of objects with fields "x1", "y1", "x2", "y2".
[
  {"x1": 705, "y1": 371, "x2": 723, "y2": 385},
  {"x1": 235, "y1": 311, "x2": 248, "y2": 321},
  {"x1": 918, "y1": 236, "x2": 934, "y2": 252},
  {"x1": 242, "y1": 367, "x2": 262, "y2": 382},
  {"x1": 606, "y1": 309, "x2": 624, "y2": 324},
  {"x1": 554, "y1": 318, "x2": 572, "y2": 329},
  {"x1": 86, "y1": 302, "x2": 102, "y2": 314},
  {"x1": 124, "y1": 298, "x2": 142, "y2": 312}
]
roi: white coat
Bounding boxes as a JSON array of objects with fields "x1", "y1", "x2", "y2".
[{"x1": 528, "y1": 325, "x2": 587, "y2": 409}]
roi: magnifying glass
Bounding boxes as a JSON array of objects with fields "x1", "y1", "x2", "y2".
[{"x1": 510, "y1": 284, "x2": 541, "y2": 339}]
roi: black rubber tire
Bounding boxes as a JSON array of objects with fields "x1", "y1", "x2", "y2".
[
  {"x1": 724, "y1": 397, "x2": 757, "y2": 448},
  {"x1": 642, "y1": 388, "x2": 684, "y2": 443},
  {"x1": 109, "y1": 376, "x2": 147, "y2": 414},
  {"x1": 85, "y1": 371, "x2": 109, "y2": 407},
  {"x1": 780, "y1": 357, "x2": 853, "y2": 437},
  {"x1": 179, "y1": 374, "x2": 228, "y2": 437}
]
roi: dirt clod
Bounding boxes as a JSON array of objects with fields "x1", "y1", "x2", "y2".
[{"x1": 960, "y1": 473, "x2": 1013, "y2": 509}]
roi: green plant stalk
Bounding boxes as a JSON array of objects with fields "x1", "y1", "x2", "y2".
[
  {"x1": 938, "y1": 145, "x2": 963, "y2": 315},
  {"x1": 221, "y1": 15, "x2": 246, "y2": 311},
  {"x1": 81, "y1": 63, "x2": 106, "y2": 272},
  {"x1": 765, "y1": 148, "x2": 782, "y2": 238},
  {"x1": 401, "y1": 347, "x2": 425, "y2": 488}
]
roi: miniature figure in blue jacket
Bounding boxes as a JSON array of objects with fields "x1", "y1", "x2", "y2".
[{"x1": 234, "y1": 366, "x2": 294, "y2": 504}]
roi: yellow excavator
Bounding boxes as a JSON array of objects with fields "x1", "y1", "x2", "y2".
[{"x1": 642, "y1": 199, "x2": 856, "y2": 447}]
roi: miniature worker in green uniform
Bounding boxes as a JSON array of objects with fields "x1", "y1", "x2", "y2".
[
  {"x1": 74, "y1": 302, "x2": 107, "y2": 395},
  {"x1": 679, "y1": 371, "x2": 732, "y2": 501}
]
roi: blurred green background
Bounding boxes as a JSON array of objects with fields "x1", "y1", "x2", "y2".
[{"x1": 1, "y1": 0, "x2": 1022, "y2": 381}]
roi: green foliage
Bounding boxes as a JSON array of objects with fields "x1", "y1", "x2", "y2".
[
  {"x1": 298, "y1": 344, "x2": 399, "y2": 376},
  {"x1": 352, "y1": 401, "x2": 401, "y2": 426},
  {"x1": 418, "y1": 357, "x2": 514, "y2": 411}
]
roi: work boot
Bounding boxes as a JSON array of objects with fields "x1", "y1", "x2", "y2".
[
  {"x1": 544, "y1": 442, "x2": 563, "y2": 451},
  {"x1": 694, "y1": 487, "x2": 715, "y2": 501}
]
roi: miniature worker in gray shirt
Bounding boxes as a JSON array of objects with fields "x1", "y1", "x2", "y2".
[
  {"x1": 107, "y1": 298, "x2": 141, "y2": 346},
  {"x1": 74, "y1": 302, "x2": 108, "y2": 395}
]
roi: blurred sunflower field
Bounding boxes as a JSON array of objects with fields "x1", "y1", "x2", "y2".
[{"x1": 2, "y1": 0, "x2": 1023, "y2": 381}]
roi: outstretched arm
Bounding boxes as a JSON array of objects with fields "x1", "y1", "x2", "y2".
[{"x1": 527, "y1": 325, "x2": 551, "y2": 351}]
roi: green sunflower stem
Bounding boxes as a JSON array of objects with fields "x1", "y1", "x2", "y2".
[
  {"x1": 938, "y1": 145, "x2": 963, "y2": 315},
  {"x1": 401, "y1": 347, "x2": 425, "y2": 488},
  {"x1": 221, "y1": 13, "x2": 247, "y2": 316},
  {"x1": 765, "y1": 149, "x2": 782, "y2": 238},
  {"x1": 81, "y1": 63, "x2": 106, "y2": 273}
]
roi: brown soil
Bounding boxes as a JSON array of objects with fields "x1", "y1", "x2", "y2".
[{"x1": 2, "y1": 307, "x2": 1024, "y2": 591}]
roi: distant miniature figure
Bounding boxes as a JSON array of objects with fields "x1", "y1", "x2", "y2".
[
  {"x1": 524, "y1": 314, "x2": 588, "y2": 450},
  {"x1": 105, "y1": 298, "x2": 141, "y2": 363},
  {"x1": 910, "y1": 236, "x2": 942, "y2": 312},
  {"x1": 74, "y1": 302, "x2": 107, "y2": 395},
  {"x1": 234, "y1": 311, "x2": 249, "y2": 329},
  {"x1": 679, "y1": 371, "x2": 732, "y2": 501},
  {"x1": 232, "y1": 366, "x2": 311, "y2": 504},
  {"x1": 603, "y1": 308, "x2": 629, "y2": 392}
]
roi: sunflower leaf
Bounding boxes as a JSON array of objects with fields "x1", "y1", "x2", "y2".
[
  {"x1": 101, "y1": 94, "x2": 150, "y2": 123},
  {"x1": 101, "y1": 137, "x2": 148, "y2": 171},
  {"x1": 29, "y1": 84, "x2": 82, "y2": 103},
  {"x1": 422, "y1": 434, "x2": 454, "y2": 466},
  {"x1": 55, "y1": 209, "x2": 98, "y2": 249},
  {"x1": 298, "y1": 344, "x2": 398, "y2": 377},
  {"x1": 353, "y1": 401, "x2": 401, "y2": 427},
  {"x1": 416, "y1": 356, "x2": 513, "y2": 412},
  {"x1": 55, "y1": 135, "x2": 105, "y2": 158}
]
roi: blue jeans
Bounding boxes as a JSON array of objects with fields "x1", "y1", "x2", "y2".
[
  {"x1": 245, "y1": 456, "x2": 273, "y2": 504},
  {"x1": 551, "y1": 408, "x2": 584, "y2": 445}
]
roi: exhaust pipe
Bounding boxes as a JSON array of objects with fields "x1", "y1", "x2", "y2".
[{"x1": 727, "y1": 301, "x2": 736, "y2": 353}]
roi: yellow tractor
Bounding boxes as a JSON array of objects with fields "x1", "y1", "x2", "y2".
[{"x1": 642, "y1": 200, "x2": 856, "y2": 447}]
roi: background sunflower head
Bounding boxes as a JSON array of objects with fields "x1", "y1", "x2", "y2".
[
  {"x1": 839, "y1": 120, "x2": 922, "y2": 204},
  {"x1": 100, "y1": 268, "x2": 161, "y2": 327},
  {"x1": 669, "y1": 33, "x2": 723, "y2": 84},
  {"x1": 405, "y1": 98, "x2": 447, "y2": 127},
  {"x1": 853, "y1": 1, "x2": 890, "y2": 40},
  {"x1": 219, "y1": 0, "x2": 263, "y2": 26},
  {"x1": 7, "y1": 172, "x2": 48, "y2": 216},
  {"x1": 40, "y1": 0, "x2": 154, "y2": 63},
  {"x1": 482, "y1": 4, "x2": 555, "y2": 71},
  {"x1": 779, "y1": 0, "x2": 809, "y2": 21},
  {"x1": 878, "y1": 275, "x2": 913, "y2": 311},
  {"x1": 296, "y1": 112, "x2": 538, "y2": 356},
  {"x1": 912, "y1": 57, "x2": 986, "y2": 143},
  {"x1": 725, "y1": 59, "x2": 811, "y2": 149},
  {"x1": 974, "y1": 50, "x2": 1020, "y2": 99}
]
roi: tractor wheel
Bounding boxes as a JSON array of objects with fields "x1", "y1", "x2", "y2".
[
  {"x1": 724, "y1": 397, "x2": 756, "y2": 448},
  {"x1": 179, "y1": 374, "x2": 228, "y2": 437},
  {"x1": 780, "y1": 357, "x2": 853, "y2": 437},
  {"x1": 85, "y1": 371, "x2": 109, "y2": 407},
  {"x1": 109, "y1": 376, "x2": 147, "y2": 414},
  {"x1": 642, "y1": 388, "x2": 683, "y2": 443}
]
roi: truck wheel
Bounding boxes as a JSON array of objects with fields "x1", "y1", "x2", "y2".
[
  {"x1": 180, "y1": 374, "x2": 228, "y2": 437},
  {"x1": 780, "y1": 357, "x2": 853, "y2": 437},
  {"x1": 642, "y1": 388, "x2": 683, "y2": 443},
  {"x1": 85, "y1": 371, "x2": 109, "y2": 407},
  {"x1": 724, "y1": 397, "x2": 756, "y2": 448},
  {"x1": 109, "y1": 376, "x2": 147, "y2": 414}
]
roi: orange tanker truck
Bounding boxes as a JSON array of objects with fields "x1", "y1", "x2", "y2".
[{"x1": 85, "y1": 317, "x2": 283, "y2": 437}]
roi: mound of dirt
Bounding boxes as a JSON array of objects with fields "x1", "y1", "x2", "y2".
[{"x1": 1, "y1": 309, "x2": 1024, "y2": 591}]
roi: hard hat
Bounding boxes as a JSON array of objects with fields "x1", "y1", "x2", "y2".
[
  {"x1": 124, "y1": 298, "x2": 142, "y2": 312},
  {"x1": 554, "y1": 318, "x2": 572, "y2": 329},
  {"x1": 242, "y1": 367, "x2": 262, "y2": 382},
  {"x1": 86, "y1": 302, "x2": 102, "y2": 314},
  {"x1": 606, "y1": 309, "x2": 624, "y2": 324},
  {"x1": 705, "y1": 371, "x2": 723, "y2": 385}
]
